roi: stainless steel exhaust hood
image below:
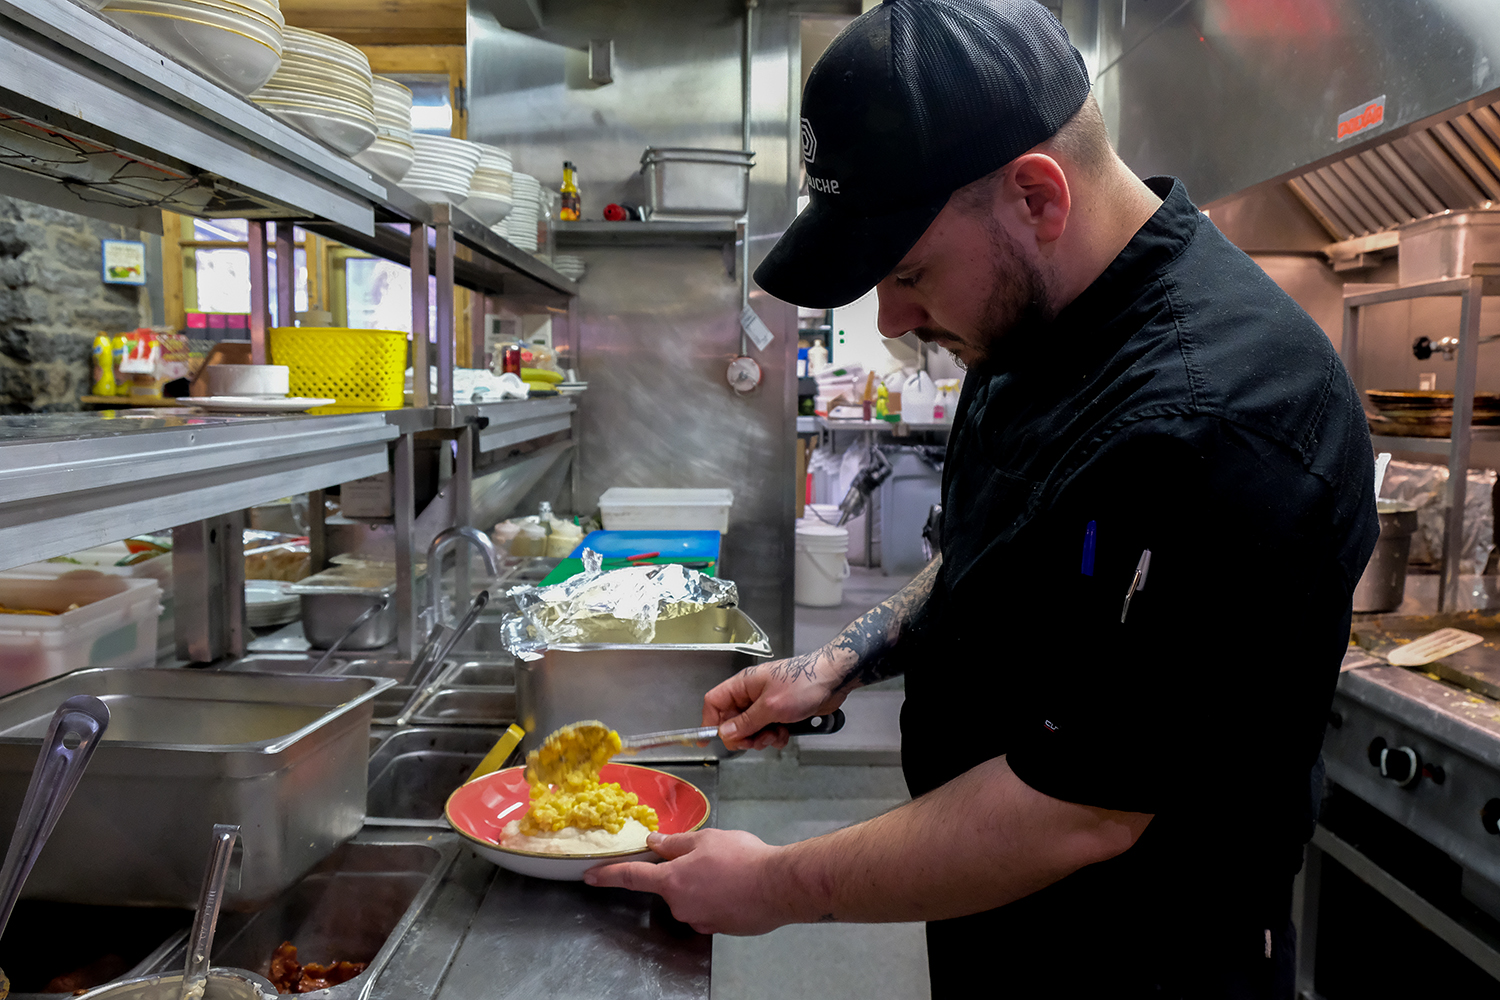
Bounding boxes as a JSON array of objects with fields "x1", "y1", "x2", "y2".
[{"x1": 1084, "y1": 0, "x2": 1500, "y2": 246}]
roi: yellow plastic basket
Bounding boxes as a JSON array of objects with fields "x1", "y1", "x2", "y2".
[{"x1": 269, "y1": 327, "x2": 408, "y2": 409}]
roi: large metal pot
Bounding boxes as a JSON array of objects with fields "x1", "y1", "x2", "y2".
[
  {"x1": 515, "y1": 607, "x2": 771, "y2": 763},
  {"x1": 1353, "y1": 504, "x2": 1420, "y2": 613},
  {"x1": 0, "y1": 668, "x2": 393, "y2": 910}
]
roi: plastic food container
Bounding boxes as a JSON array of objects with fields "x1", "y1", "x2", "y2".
[
  {"x1": 0, "y1": 572, "x2": 161, "y2": 695},
  {"x1": 640, "y1": 147, "x2": 755, "y2": 218},
  {"x1": 598, "y1": 487, "x2": 734, "y2": 533}
]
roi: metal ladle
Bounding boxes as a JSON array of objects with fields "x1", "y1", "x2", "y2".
[
  {"x1": 0, "y1": 695, "x2": 112, "y2": 1000},
  {"x1": 179, "y1": 824, "x2": 240, "y2": 1000}
]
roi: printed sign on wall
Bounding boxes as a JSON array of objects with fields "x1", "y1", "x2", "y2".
[{"x1": 101, "y1": 239, "x2": 146, "y2": 285}]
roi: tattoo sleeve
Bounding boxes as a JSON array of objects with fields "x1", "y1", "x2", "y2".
[{"x1": 766, "y1": 557, "x2": 941, "y2": 693}]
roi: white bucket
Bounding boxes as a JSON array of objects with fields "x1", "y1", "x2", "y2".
[{"x1": 795, "y1": 525, "x2": 850, "y2": 607}]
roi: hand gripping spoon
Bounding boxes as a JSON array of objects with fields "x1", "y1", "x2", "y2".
[
  {"x1": 0, "y1": 695, "x2": 111, "y2": 1000},
  {"x1": 524, "y1": 711, "x2": 846, "y2": 789},
  {"x1": 179, "y1": 824, "x2": 240, "y2": 1000}
]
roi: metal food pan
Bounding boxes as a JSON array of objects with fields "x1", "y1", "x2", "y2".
[
  {"x1": 1398, "y1": 208, "x2": 1500, "y2": 284},
  {"x1": 640, "y1": 147, "x2": 754, "y2": 217},
  {"x1": 516, "y1": 607, "x2": 771, "y2": 763},
  {"x1": 0, "y1": 668, "x2": 394, "y2": 910}
]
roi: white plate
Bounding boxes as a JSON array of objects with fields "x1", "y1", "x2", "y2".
[
  {"x1": 101, "y1": 6, "x2": 282, "y2": 93},
  {"x1": 353, "y1": 138, "x2": 415, "y2": 181},
  {"x1": 260, "y1": 104, "x2": 377, "y2": 154},
  {"x1": 192, "y1": 395, "x2": 336, "y2": 412}
]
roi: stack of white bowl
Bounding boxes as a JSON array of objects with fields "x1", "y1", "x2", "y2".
[
  {"x1": 497, "y1": 173, "x2": 542, "y2": 252},
  {"x1": 553, "y1": 255, "x2": 586, "y2": 281},
  {"x1": 251, "y1": 26, "x2": 375, "y2": 156},
  {"x1": 403, "y1": 135, "x2": 481, "y2": 205},
  {"x1": 353, "y1": 77, "x2": 416, "y2": 181},
  {"x1": 461, "y1": 145, "x2": 514, "y2": 226},
  {"x1": 100, "y1": 0, "x2": 283, "y2": 95}
]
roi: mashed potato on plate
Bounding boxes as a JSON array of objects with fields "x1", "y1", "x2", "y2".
[{"x1": 499, "y1": 722, "x2": 659, "y2": 856}]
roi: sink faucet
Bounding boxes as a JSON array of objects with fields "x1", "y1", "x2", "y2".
[{"x1": 426, "y1": 526, "x2": 499, "y2": 628}]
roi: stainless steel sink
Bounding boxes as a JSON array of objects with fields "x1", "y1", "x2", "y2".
[
  {"x1": 142, "y1": 834, "x2": 460, "y2": 1000},
  {"x1": 366, "y1": 727, "x2": 508, "y2": 826},
  {"x1": 0, "y1": 902, "x2": 191, "y2": 997},
  {"x1": 443, "y1": 660, "x2": 514, "y2": 686},
  {"x1": 408, "y1": 687, "x2": 516, "y2": 726}
]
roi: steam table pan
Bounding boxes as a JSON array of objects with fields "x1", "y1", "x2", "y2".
[{"x1": 0, "y1": 667, "x2": 394, "y2": 910}]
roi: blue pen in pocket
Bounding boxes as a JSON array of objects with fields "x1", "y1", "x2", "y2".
[{"x1": 1081, "y1": 520, "x2": 1097, "y2": 576}]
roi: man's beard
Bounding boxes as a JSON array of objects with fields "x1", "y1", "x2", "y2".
[{"x1": 914, "y1": 222, "x2": 1052, "y2": 371}]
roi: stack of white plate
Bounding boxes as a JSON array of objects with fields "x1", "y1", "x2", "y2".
[
  {"x1": 553, "y1": 254, "x2": 586, "y2": 281},
  {"x1": 462, "y1": 144, "x2": 514, "y2": 226},
  {"x1": 251, "y1": 26, "x2": 375, "y2": 155},
  {"x1": 404, "y1": 134, "x2": 481, "y2": 205},
  {"x1": 100, "y1": 0, "x2": 283, "y2": 95},
  {"x1": 246, "y1": 579, "x2": 299, "y2": 627},
  {"x1": 353, "y1": 76, "x2": 415, "y2": 180},
  {"x1": 497, "y1": 173, "x2": 542, "y2": 252}
]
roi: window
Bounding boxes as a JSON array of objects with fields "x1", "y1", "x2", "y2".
[{"x1": 163, "y1": 215, "x2": 311, "y2": 326}]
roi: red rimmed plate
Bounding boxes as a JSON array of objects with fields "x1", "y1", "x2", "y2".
[{"x1": 445, "y1": 763, "x2": 710, "y2": 881}]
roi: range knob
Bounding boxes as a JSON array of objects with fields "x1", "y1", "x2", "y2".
[{"x1": 1380, "y1": 745, "x2": 1422, "y2": 787}]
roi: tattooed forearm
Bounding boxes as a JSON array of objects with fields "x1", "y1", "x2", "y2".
[{"x1": 825, "y1": 556, "x2": 940, "y2": 691}]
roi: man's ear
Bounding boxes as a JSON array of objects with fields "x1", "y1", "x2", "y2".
[{"x1": 1003, "y1": 153, "x2": 1070, "y2": 245}]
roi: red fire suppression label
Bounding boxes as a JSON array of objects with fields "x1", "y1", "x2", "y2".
[{"x1": 1337, "y1": 95, "x2": 1386, "y2": 141}]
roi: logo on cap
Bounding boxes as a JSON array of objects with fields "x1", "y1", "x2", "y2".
[{"x1": 800, "y1": 117, "x2": 816, "y2": 164}]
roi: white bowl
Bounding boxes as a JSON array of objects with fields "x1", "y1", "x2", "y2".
[
  {"x1": 352, "y1": 136, "x2": 415, "y2": 181},
  {"x1": 100, "y1": 4, "x2": 282, "y2": 93},
  {"x1": 206, "y1": 363, "x2": 289, "y2": 396},
  {"x1": 260, "y1": 103, "x2": 376, "y2": 154},
  {"x1": 461, "y1": 191, "x2": 513, "y2": 226}
]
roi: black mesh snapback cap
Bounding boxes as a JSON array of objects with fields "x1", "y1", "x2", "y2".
[{"x1": 755, "y1": 0, "x2": 1090, "y2": 309}]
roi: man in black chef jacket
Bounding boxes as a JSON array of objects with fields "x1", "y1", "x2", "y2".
[{"x1": 587, "y1": 1, "x2": 1379, "y2": 996}]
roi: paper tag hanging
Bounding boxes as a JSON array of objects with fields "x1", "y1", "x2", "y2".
[
  {"x1": 740, "y1": 305, "x2": 775, "y2": 351},
  {"x1": 1385, "y1": 628, "x2": 1484, "y2": 667}
]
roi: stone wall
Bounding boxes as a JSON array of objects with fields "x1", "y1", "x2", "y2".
[{"x1": 0, "y1": 195, "x2": 143, "y2": 413}]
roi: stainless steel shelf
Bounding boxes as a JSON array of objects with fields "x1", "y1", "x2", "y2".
[
  {"x1": 458, "y1": 396, "x2": 578, "y2": 453},
  {"x1": 1370, "y1": 429, "x2": 1500, "y2": 453},
  {"x1": 0, "y1": 0, "x2": 382, "y2": 232},
  {"x1": 0, "y1": 410, "x2": 399, "y2": 570},
  {"x1": 554, "y1": 220, "x2": 740, "y2": 247}
]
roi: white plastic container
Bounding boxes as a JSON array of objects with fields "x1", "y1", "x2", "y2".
[
  {"x1": 599, "y1": 488, "x2": 735, "y2": 533},
  {"x1": 0, "y1": 573, "x2": 161, "y2": 695},
  {"x1": 795, "y1": 525, "x2": 850, "y2": 607},
  {"x1": 11, "y1": 549, "x2": 174, "y2": 661}
]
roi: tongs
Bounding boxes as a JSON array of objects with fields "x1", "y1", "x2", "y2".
[
  {"x1": 395, "y1": 590, "x2": 490, "y2": 724},
  {"x1": 620, "y1": 710, "x2": 846, "y2": 752}
]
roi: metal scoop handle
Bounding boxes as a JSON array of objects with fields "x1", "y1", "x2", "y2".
[
  {"x1": 180, "y1": 823, "x2": 240, "y2": 1000},
  {"x1": 0, "y1": 695, "x2": 110, "y2": 940},
  {"x1": 621, "y1": 709, "x2": 845, "y2": 750},
  {"x1": 310, "y1": 596, "x2": 389, "y2": 674}
]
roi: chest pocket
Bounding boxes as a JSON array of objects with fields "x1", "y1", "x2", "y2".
[{"x1": 940, "y1": 465, "x2": 1044, "y2": 590}]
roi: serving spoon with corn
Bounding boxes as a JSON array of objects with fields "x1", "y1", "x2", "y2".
[{"x1": 523, "y1": 712, "x2": 847, "y2": 789}]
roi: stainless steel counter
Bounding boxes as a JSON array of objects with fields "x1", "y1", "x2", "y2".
[{"x1": 353, "y1": 762, "x2": 716, "y2": 1000}]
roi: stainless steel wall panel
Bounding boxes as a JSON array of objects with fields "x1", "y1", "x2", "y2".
[{"x1": 466, "y1": 0, "x2": 798, "y2": 653}]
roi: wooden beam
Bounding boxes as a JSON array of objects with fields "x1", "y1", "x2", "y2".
[{"x1": 279, "y1": 0, "x2": 464, "y2": 45}]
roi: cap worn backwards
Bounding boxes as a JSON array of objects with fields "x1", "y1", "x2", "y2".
[{"x1": 756, "y1": 0, "x2": 1090, "y2": 309}]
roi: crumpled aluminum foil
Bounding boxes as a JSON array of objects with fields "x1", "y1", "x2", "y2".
[{"x1": 501, "y1": 549, "x2": 739, "y2": 660}]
